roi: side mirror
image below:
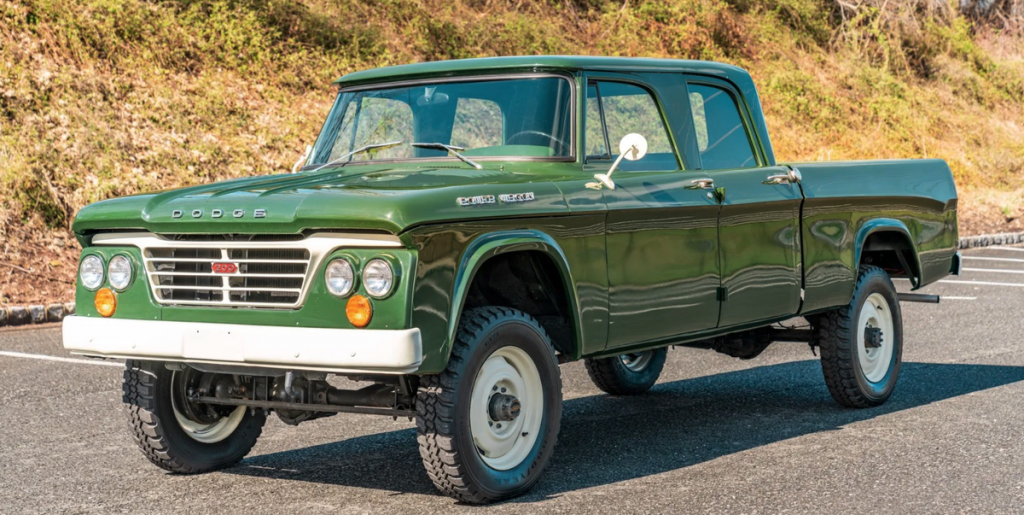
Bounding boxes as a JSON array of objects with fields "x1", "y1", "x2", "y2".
[{"x1": 586, "y1": 133, "x2": 648, "y2": 190}]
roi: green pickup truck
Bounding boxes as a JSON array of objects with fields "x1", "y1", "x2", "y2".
[{"x1": 64, "y1": 56, "x2": 961, "y2": 503}]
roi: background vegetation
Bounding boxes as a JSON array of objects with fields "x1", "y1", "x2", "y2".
[{"x1": 1, "y1": 0, "x2": 1023, "y2": 303}]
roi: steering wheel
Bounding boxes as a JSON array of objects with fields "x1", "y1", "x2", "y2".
[{"x1": 506, "y1": 130, "x2": 569, "y2": 154}]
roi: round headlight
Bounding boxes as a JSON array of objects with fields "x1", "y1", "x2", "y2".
[
  {"x1": 362, "y1": 259, "x2": 394, "y2": 298},
  {"x1": 108, "y1": 255, "x2": 133, "y2": 290},
  {"x1": 80, "y1": 255, "x2": 104, "y2": 290},
  {"x1": 325, "y1": 259, "x2": 355, "y2": 297}
]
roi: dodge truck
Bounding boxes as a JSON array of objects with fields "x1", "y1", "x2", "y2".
[{"x1": 63, "y1": 56, "x2": 961, "y2": 503}]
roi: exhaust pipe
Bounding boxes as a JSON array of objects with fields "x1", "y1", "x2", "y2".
[{"x1": 898, "y1": 293, "x2": 940, "y2": 303}]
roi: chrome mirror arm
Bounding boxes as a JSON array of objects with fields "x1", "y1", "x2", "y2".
[
  {"x1": 291, "y1": 145, "x2": 313, "y2": 174},
  {"x1": 585, "y1": 133, "x2": 648, "y2": 191}
]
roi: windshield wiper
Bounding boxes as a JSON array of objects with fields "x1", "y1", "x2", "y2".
[
  {"x1": 307, "y1": 140, "x2": 404, "y2": 172},
  {"x1": 411, "y1": 142, "x2": 483, "y2": 170}
]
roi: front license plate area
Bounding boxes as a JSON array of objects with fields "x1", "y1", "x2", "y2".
[{"x1": 182, "y1": 327, "x2": 245, "y2": 362}]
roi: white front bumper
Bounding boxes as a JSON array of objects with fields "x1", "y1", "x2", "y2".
[{"x1": 62, "y1": 316, "x2": 423, "y2": 374}]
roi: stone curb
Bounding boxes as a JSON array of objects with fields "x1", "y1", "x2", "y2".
[
  {"x1": 0, "y1": 231, "x2": 1020, "y2": 328},
  {"x1": 0, "y1": 302, "x2": 75, "y2": 328},
  {"x1": 958, "y1": 231, "x2": 1024, "y2": 249}
]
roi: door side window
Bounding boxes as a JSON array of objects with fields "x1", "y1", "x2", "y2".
[
  {"x1": 687, "y1": 84, "x2": 757, "y2": 170},
  {"x1": 586, "y1": 81, "x2": 677, "y2": 171},
  {"x1": 585, "y1": 84, "x2": 609, "y2": 159}
]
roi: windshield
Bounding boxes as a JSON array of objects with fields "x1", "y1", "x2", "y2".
[{"x1": 308, "y1": 76, "x2": 574, "y2": 167}]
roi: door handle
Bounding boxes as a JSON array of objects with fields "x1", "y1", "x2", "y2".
[
  {"x1": 685, "y1": 178, "x2": 715, "y2": 189},
  {"x1": 763, "y1": 168, "x2": 802, "y2": 185},
  {"x1": 763, "y1": 174, "x2": 791, "y2": 185}
]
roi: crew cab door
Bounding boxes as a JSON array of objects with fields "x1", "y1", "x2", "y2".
[
  {"x1": 585, "y1": 77, "x2": 721, "y2": 349},
  {"x1": 683, "y1": 79, "x2": 803, "y2": 327}
]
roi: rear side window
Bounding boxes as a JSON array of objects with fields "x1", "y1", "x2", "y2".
[
  {"x1": 687, "y1": 84, "x2": 757, "y2": 170},
  {"x1": 586, "y1": 81, "x2": 677, "y2": 171}
]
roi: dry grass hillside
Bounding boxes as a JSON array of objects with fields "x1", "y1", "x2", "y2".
[{"x1": 1, "y1": 0, "x2": 1023, "y2": 304}]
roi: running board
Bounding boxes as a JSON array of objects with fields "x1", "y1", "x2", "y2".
[{"x1": 897, "y1": 293, "x2": 940, "y2": 303}]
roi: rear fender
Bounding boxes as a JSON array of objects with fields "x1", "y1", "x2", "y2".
[{"x1": 854, "y1": 219, "x2": 923, "y2": 287}]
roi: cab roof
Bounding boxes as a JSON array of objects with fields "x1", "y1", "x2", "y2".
[{"x1": 334, "y1": 55, "x2": 751, "y2": 88}]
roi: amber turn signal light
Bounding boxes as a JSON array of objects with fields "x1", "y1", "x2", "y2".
[
  {"x1": 346, "y1": 294, "x2": 372, "y2": 328},
  {"x1": 95, "y1": 288, "x2": 117, "y2": 317}
]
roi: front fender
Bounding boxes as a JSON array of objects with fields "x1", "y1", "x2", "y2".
[{"x1": 442, "y1": 230, "x2": 582, "y2": 364}]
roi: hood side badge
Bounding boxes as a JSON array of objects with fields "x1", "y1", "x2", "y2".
[
  {"x1": 458, "y1": 192, "x2": 534, "y2": 207},
  {"x1": 457, "y1": 195, "x2": 496, "y2": 207},
  {"x1": 499, "y1": 192, "x2": 535, "y2": 203}
]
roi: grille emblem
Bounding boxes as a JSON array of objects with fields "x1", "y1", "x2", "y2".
[
  {"x1": 211, "y1": 262, "x2": 237, "y2": 274},
  {"x1": 211, "y1": 209, "x2": 223, "y2": 218},
  {"x1": 233, "y1": 209, "x2": 245, "y2": 218},
  {"x1": 192, "y1": 209, "x2": 203, "y2": 218},
  {"x1": 172, "y1": 210, "x2": 183, "y2": 218}
]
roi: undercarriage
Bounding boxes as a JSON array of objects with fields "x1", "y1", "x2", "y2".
[{"x1": 166, "y1": 363, "x2": 419, "y2": 425}]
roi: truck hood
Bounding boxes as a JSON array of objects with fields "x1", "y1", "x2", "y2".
[{"x1": 72, "y1": 165, "x2": 571, "y2": 236}]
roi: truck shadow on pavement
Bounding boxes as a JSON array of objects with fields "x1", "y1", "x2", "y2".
[{"x1": 225, "y1": 360, "x2": 1024, "y2": 502}]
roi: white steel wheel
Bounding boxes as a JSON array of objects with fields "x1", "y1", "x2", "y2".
[
  {"x1": 169, "y1": 371, "x2": 246, "y2": 444},
  {"x1": 619, "y1": 351, "x2": 654, "y2": 372},
  {"x1": 856, "y1": 292, "x2": 895, "y2": 383},
  {"x1": 469, "y1": 346, "x2": 544, "y2": 471}
]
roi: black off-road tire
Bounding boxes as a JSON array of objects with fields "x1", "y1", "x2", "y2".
[
  {"x1": 415, "y1": 307, "x2": 562, "y2": 504},
  {"x1": 812, "y1": 265, "x2": 904, "y2": 408},
  {"x1": 584, "y1": 347, "x2": 668, "y2": 395},
  {"x1": 122, "y1": 360, "x2": 266, "y2": 473}
]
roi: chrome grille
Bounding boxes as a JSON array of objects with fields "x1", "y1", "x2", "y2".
[
  {"x1": 145, "y1": 246, "x2": 311, "y2": 307},
  {"x1": 91, "y1": 232, "x2": 404, "y2": 309}
]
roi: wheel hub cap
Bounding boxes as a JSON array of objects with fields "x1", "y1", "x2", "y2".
[{"x1": 488, "y1": 393, "x2": 521, "y2": 422}]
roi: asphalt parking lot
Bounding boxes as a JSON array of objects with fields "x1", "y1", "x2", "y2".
[{"x1": 2, "y1": 245, "x2": 1024, "y2": 514}]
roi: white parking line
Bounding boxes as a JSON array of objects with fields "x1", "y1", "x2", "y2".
[
  {"x1": 935, "y1": 279, "x2": 1024, "y2": 288},
  {"x1": 0, "y1": 350, "x2": 122, "y2": 367},
  {"x1": 990, "y1": 246, "x2": 1024, "y2": 252},
  {"x1": 895, "y1": 278, "x2": 1024, "y2": 287},
  {"x1": 963, "y1": 256, "x2": 1024, "y2": 263},
  {"x1": 963, "y1": 268, "x2": 1024, "y2": 275}
]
